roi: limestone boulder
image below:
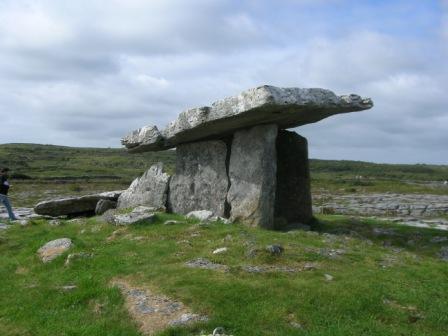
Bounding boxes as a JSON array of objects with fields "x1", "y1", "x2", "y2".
[
  {"x1": 34, "y1": 191, "x2": 123, "y2": 217},
  {"x1": 227, "y1": 124, "x2": 278, "y2": 229},
  {"x1": 37, "y1": 238, "x2": 72, "y2": 263},
  {"x1": 117, "y1": 163, "x2": 170, "y2": 210},
  {"x1": 168, "y1": 140, "x2": 229, "y2": 217},
  {"x1": 123, "y1": 85, "x2": 373, "y2": 152}
]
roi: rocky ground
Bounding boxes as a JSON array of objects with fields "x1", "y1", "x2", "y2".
[{"x1": 313, "y1": 192, "x2": 448, "y2": 231}]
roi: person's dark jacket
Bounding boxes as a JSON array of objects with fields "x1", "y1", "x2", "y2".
[{"x1": 0, "y1": 175, "x2": 10, "y2": 195}]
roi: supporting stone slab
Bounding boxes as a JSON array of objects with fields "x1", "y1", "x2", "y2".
[
  {"x1": 227, "y1": 124, "x2": 278, "y2": 229},
  {"x1": 274, "y1": 130, "x2": 313, "y2": 229},
  {"x1": 167, "y1": 140, "x2": 229, "y2": 217}
]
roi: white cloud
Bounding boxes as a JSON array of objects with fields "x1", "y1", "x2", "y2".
[{"x1": 0, "y1": 0, "x2": 446, "y2": 163}]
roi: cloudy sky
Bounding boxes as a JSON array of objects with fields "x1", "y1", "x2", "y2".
[{"x1": 0, "y1": 0, "x2": 447, "y2": 164}]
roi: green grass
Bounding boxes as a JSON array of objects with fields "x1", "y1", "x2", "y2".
[{"x1": 1, "y1": 215, "x2": 447, "y2": 335}]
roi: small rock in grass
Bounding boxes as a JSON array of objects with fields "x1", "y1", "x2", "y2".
[
  {"x1": 48, "y1": 219, "x2": 61, "y2": 226},
  {"x1": 438, "y1": 246, "x2": 448, "y2": 261},
  {"x1": 186, "y1": 210, "x2": 214, "y2": 222},
  {"x1": 185, "y1": 258, "x2": 229, "y2": 271},
  {"x1": 212, "y1": 247, "x2": 228, "y2": 255},
  {"x1": 169, "y1": 313, "x2": 209, "y2": 326},
  {"x1": 290, "y1": 321, "x2": 303, "y2": 329},
  {"x1": 38, "y1": 238, "x2": 72, "y2": 263},
  {"x1": 265, "y1": 244, "x2": 284, "y2": 256},
  {"x1": 61, "y1": 285, "x2": 77, "y2": 291},
  {"x1": 324, "y1": 274, "x2": 334, "y2": 281},
  {"x1": 0, "y1": 223, "x2": 8, "y2": 230},
  {"x1": 164, "y1": 220, "x2": 182, "y2": 225},
  {"x1": 211, "y1": 216, "x2": 232, "y2": 224},
  {"x1": 302, "y1": 263, "x2": 317, "y2": 271}
]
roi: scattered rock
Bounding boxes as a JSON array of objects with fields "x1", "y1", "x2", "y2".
[
  {"x1": 169, "y1": 313, "x2": 209, "y2": 327},
  {"x1": 438, "y1": 246, "x2": 448, "y2": 261},
  {"x1": 0, "y1": 223, "x2": 8, "y2": 230},
  {"x1": 212, "y1": 247, "x2": 228, "y2": 255},
  {"x1": 112, "y1": 278, "x2": 208, "y2": 335},
  {"x1": 164, "y1": 220, "x2": 183, "y2": 225},
  {"x1": 319, "y1": 248, "x2": 345, "y2": 259},
  {"x1": 60, "y1": 285, "x2": 77, "y2": 291},
  {"x1": 95, "y1": 199, "x2": 117, "y2": 215},
  {"x1": 324, "y1": 274, "x2": 334, "y2": 281},
  {"x1": 242, "y1": 265, "x2": 298, "y2": 273},
  {"x1": 49, "y1": 219, "x2": 61, "y2": 226},
  {"x1": 186, "y1": 210, "x2": 214, "y2": 222},
  {"x1": 265, "y1": 244, "x2": 284, "y2": 256},
  {"x1": 185, "y1": 258, "x2": 229, "y2": 272},
  {"x1": 37, "y1": 238, "x2": 72, "y2": 263},
  {"x1": 110, "y1": 207, "x2": 156, "y2": 226},
  {"x1": 117, "y1": 163, "x2": 170, "y2": 210}
]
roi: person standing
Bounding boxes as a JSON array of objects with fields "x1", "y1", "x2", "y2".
[{"x1": 0, "y1": 168, "x2": 17, "y2": 221}]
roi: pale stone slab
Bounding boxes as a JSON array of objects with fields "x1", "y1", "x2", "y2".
[
  {"x1": 168, "y1": 140, "x2": 229, "y2": 217},
  {"x1": 122, "y1": 85, "x2": 373, "y2": 152},
  {"x1": 227, "y1": 124, "x2": 278, "y2": 229},
  {"x1": 117, "y1": 163, "x2": 170, "y2": 210}
]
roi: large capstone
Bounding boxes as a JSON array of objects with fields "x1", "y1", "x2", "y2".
[
  {"x1": 167, "y1": 140, "x2": 229, "y2": 217},
  {"x1": 117, "y1": 163, "x2": 170, "y2": 210},
  {"x1": 227, "y1": 124, "x2": 278, "y2": 229},
  {"x1": 274, "y1": 130, "x2": 313, "y2": 229},
  {"x1": 122, "y1": 85, "x2": 373, "y2": 153}
]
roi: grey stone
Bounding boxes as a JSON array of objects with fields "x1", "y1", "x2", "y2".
[
  {"x1": 185, "y1": 258, "x2": 229, "y2": 271},
  {"x1": 37, "y1": 238, "x2": 72, "y2": 263},
  {"x1": 212, "y1": 247, "x2": 228, "y2": 255},
  {"x1": 95, "y1": 199, "x2": 117, "y2": 215},
  {"x1": 439, "y1": 246, "x2": 448, "y2": 261},
  {"x1": 34, "y1": 190, "x2": 123, "y2": 217},
  {"x1": 168, "y1": 140, "x2": 229, "y2": 217},
  {"x1": 227, "y1": 124, "x2": 278, "y2": 229},
  {"x1": 112, "y1": 207, "x2": 156, "y2": 226},
  {"x1": 265, "y1": 244, "x2": 284, "y2": 256},
  {"x1": 274, "y1": 130, "x2": 313, "y2": 228},
  {"x1": 123, "y1": 85, "x2": 373, "y2": 152},
  {"x1": 117, "y1": 163, "x2": 170, "y2": 210},
  {"x1": 186, "y1": 210, "x2": 214, "y2": 222},
  {"x1": 64, "y1": 252, "x2": 93, "y2": 266},
  {"x1": 0, "y1": 223, "x2": 8, "y2": 230},
  {"x1": 168, "y1": 313, "x2": 209, "y2": 326}
]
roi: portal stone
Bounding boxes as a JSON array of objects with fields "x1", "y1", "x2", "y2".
[
  {"x1": 167, "y1": 140, "x2": 229, "y2": 217},
  {"x1": 227, "y1": 124, "x2": 278, "y2": 229},
  {"x1": 274, "y1": 130, "x2": 313, "y2": 229},
  {"x1": 117, "y1": 163, "x2": 170, "y2": 210}
]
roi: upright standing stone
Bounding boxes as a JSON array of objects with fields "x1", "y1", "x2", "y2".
[
  {"x1": 168, "y1": 140, "x2": 229, "y2": 217},
  {"x1": 275, "y1": 130, "x2": 313, "y2": 228},
  {"x1": 227, "y1": 124, "x2": 278, "y2": 229},
  {"x1": 117, "y1": 163, "x2": 170, "y2": 210}
]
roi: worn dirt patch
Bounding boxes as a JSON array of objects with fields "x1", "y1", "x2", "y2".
[{"x1": 111, "y1": 278, "x2": 208, "y2": 335}]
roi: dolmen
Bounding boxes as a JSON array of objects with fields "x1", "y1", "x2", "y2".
[{"x1": 122, "y1": 85, "x2": 373, "y2": 230}]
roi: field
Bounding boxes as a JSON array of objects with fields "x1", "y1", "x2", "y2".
[
  {"x1": 1, "y1": 143, "x2": 447, "y2": 208},
  {"x1": 0, "y1": 143, "x2": 447, "y2": 335}
]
